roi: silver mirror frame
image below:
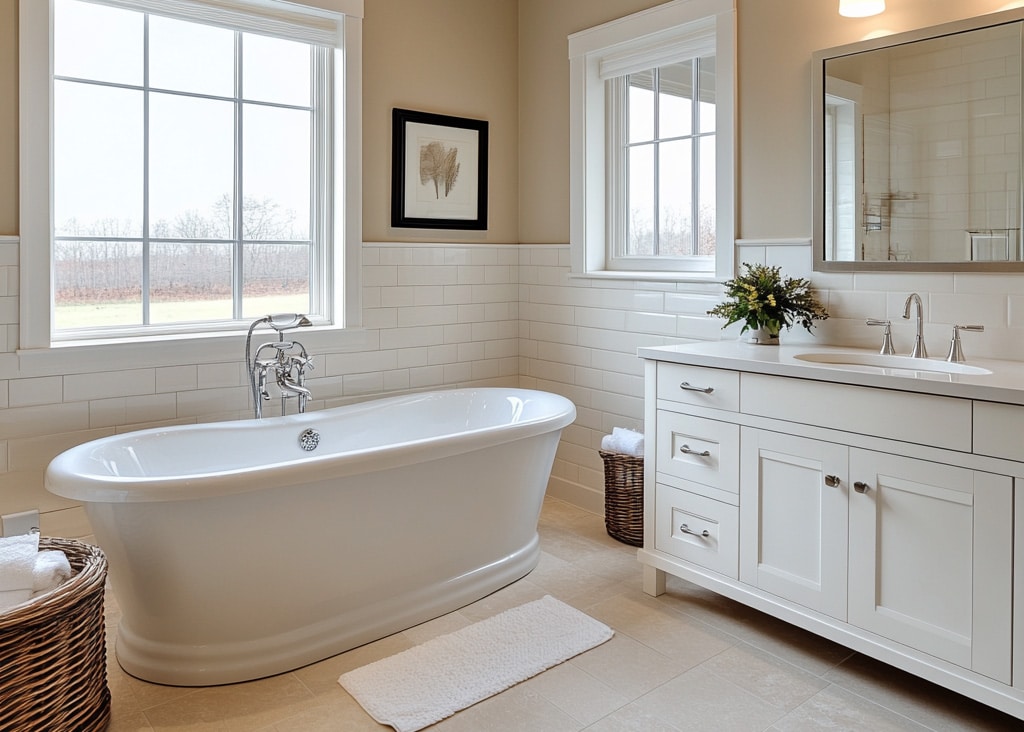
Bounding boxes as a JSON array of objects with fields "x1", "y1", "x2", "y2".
[{"x1": 812, "y1": 7, "x2": 1024, "y2": 273}]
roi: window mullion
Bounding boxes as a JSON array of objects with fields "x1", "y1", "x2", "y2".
[
  {"x1": 690, "y1": 59, "x2": 701, "y2": 257},
  {"x1": 310, "y1": 46, "x2": 328, "y2": 318},
  {"x1": 232, "y1": 31, "x2": 244, "y2": 320},
  {"x1": 652, "y1": 69, "x2": 661, "y2": 257},
  {"x1": 142, "y1": 13, "x2": 151, "y2": 325}
]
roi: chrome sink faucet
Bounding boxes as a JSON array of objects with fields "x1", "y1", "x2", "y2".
[{"x1": 902, "y1": 293, "x2": 927, "y2": 358}]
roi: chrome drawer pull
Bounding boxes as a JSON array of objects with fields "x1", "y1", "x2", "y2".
[
  {"x1": 679, "y1": 444, "x2": 711, "y2": 457},
  {"x1": 680, "y1": 523, "x2": 710, "y2": 538},
  {"x1": 679, "y1": 381, "x2": 714, "y2": 394}
]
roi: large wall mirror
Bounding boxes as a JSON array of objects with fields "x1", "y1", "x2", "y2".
[{"x1": 813, "y1": 8, "x2": 1024, "y2": 272}]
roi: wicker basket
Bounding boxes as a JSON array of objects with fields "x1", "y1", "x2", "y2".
[
  {"x1": 600, "y1": 450, "x2": 644, "y2": 546},
  {"x1": 0, "y1": 537, "x2": 110, "y2": 732}
]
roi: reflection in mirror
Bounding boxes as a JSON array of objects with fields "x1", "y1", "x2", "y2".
[{"x1": 813, "y1": 10, "x2": 1024, "y2": 271}]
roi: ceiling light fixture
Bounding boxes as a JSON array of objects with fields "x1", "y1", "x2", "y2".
[{"x1": 839, "y1": 0, "x2": 886, "y2": 17}]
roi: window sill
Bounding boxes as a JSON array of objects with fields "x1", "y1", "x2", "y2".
[
  {"x1": 568, "y1": 270, "x2": 723, "y2": 285},
  {"x1": 12, "y1": 325, "x2": 373, "y2": 378}
]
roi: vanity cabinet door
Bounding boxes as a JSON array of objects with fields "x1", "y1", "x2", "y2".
[
  {"x1": 739, "y1": 428, "x2": 849, "y2": 620},
  {"x1": 848, "y1": 450, "x2": 1012, "y2": 684}
]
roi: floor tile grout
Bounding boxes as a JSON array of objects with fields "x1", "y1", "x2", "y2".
[{"x1": 98, "y1": 496, "x2": 1022, "y2": 731}]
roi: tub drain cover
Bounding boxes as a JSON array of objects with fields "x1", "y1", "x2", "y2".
[{"x1": 298, "y1": 428, "x2": 320, "y2": 451}]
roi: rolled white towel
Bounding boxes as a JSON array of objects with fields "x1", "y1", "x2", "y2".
[
  {"x1": 32, "y1": 550, "x2": 72, "y2": 596},
  {"x1": 600, "y1": 427, "x2": 645, "y2": 457},
  {"x1": 0, "y1": 588, "x2": 32, "y2": 612},
  {"x1": 0, "y1": 532, "x2": 39, "y2": 594}
]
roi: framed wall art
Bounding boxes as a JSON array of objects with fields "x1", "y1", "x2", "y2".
[{"x1": 391, "y1": 108, "x2": 488, "y2": 230}]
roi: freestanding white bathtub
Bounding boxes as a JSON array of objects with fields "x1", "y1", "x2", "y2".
[{"x1": 46, "y1": 387, "x2": 576, "y2": 686}]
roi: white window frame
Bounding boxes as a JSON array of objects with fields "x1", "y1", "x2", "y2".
[
  {"x1": 19, "y1": 0, "x2": 363, "y2": 352},
  {"x1": 568, "y1": 0, "x2": 735, "y2": 282}
]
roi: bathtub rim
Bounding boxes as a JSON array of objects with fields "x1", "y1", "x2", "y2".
[{"x1": 45, "y1": 387, "x2": 576, "y2": 504}]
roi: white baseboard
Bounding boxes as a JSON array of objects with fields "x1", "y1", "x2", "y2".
[{"x1": 546, "y1": 475, "x2": 603, "y2": 516}]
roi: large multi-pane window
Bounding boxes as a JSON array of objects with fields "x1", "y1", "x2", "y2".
[
  {"x1": 569, "y1": 0, "x2": 734, "y2": 280},
  {"x1": 21, "y1": 0, "x2": 362, "y2": 347},
  {"x1": 615, "y1": 57, "x2": 716, "y2": 264},
  {"x1": 52, "y1": 0, "x2": 323, "y2": 334}
]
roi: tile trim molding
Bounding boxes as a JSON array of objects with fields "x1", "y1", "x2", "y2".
[{"x1": 735, "y1": 237, "x2": 812, "y2": 247}]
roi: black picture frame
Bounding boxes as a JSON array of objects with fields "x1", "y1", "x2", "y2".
[{"x1": 391, "y1": 108, "x2": 488, "y2": 230}]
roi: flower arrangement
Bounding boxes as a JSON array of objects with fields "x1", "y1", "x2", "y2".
[{"x1": 706, "y1": 263, "x2": 829, "y2": 336}]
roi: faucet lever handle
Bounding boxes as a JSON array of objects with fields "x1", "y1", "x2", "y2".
[
  {"x1": 865, "y1": 318, "x2": 896, "y2": 355},
  {"x1": 946, "y1": 324, "x2": 985, "y2": 363}
]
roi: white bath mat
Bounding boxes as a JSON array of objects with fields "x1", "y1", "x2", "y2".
[{"x1": 337, "y1": 594, "x2": 613, "y2": 732}]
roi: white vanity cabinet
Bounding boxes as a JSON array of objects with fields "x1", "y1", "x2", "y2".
[
  {"x1": 739, "y1": 428, "x2": 848, "y2": 621},
  {"x1": 846, "y1": 451, "x2": 1011, "y2": 683},
  {"x1": 639, "y1": 343, "x2": 1024, "y2": 718}
]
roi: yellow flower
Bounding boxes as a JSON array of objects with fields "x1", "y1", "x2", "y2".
[{"x1": 767, "y1": 294, "x2": 776, "y2": 307}]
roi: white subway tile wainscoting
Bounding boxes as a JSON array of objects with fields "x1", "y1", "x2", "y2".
[{"x1": 6, "y1": 239, "x2": 1024, "y2": 531}]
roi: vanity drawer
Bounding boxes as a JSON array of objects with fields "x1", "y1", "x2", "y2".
[
  {"x1": 657, "y1": 362, "x2": 739, "y2": 412},
  {"x1": 655, "y1": 483, "x2": 738, "y2": 578},
  {"x1": 974, "y1": 401, "x2": 1024, "y2": 461},
  {"x1": 741, "y1": 373, "x2": 972, "y2": 451},
  {"x1": 656, "y1": 411, "x2": 739, "y2": 494}
]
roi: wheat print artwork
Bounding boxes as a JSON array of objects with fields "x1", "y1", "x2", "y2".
[{"x1": 419, "y1": 141, "x2": 461, "y2": 199}]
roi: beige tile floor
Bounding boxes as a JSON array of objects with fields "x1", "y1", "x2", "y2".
[{"x1": 101, "y1": 496, "x2": 1023, "y2": 731}]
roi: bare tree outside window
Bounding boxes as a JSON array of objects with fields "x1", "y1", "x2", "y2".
[{"x1": 53, "y1": 195, "x2": 309, "y2": 329}]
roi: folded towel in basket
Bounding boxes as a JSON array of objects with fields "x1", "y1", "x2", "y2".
[
  {"x1": 0, "y1": 588, "x2": 32, "y2": 611},
  {"x1": 32, "y1": 550, "x2": 72, "y2": 596},
  {"x1": 0, "y1": 532, "x2": 39, "y2": 593},
  {"x1": 600, "y1": 427, "x2": 644, "y2": 457}
]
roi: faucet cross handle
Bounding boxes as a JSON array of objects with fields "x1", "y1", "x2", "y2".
[
  {"x1": 946, "y1": 324, "x2": 984, "y2": 364},
  {"x1": 291, "y1": 354, "x2": 315, "y2": 371}
]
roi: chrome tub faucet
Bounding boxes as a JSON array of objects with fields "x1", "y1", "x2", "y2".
[{"x1": 245, "y1": 314, "x2": 314, "y2": 419}]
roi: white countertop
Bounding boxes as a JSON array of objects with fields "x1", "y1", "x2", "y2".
[{"x1": 638, "y1": 341, "x2": 1024, "y2": 406}]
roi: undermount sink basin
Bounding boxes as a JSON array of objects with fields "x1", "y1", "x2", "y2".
[{"x1": 793, "y1": 351, "x2": 992, "y2": 376}]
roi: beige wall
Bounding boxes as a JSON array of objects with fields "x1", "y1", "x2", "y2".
[
  {"x1": 1, "y1": 0, "x2": 1016, "y2": 241},
  {"x1": 0, "y1": 0, "x2": 16, "y2": 235},
  {"x1": 736, "y1": 0, "x2": 1014, "y2": 241},
  {"x1": 0, "y1": 0, "x2": 521, "y2": 241},
  {"x1": 362, "y1": 0, "x2": 519, "y2": 243},
  {"x1": 515, "y1": 0, "x2": 1016, "y2": 244},
  {"x1": 517, "y1": 0, "x2": 665, "y2": 243}
]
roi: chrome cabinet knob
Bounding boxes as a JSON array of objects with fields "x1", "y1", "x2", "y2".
[
  {"x1": 854, "y1": 481, "x2": 869, "y2": 493},
  {"x1": 824, "y1": 474, "x2": 841, "y2": 487}
]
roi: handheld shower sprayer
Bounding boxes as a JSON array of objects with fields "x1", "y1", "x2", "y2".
[{"x1": 265, "y1": 313, "x2": 313, "y2": 332}]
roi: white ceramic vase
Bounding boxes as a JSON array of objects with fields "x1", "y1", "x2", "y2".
[{"x1": 745, "y1": 326, "x2": 780, "y2": 345}]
